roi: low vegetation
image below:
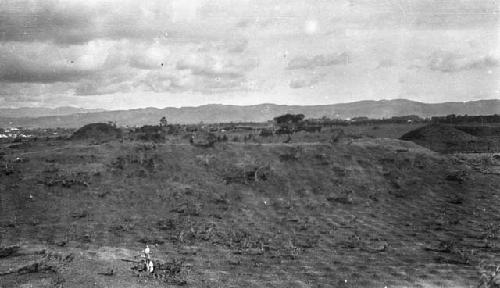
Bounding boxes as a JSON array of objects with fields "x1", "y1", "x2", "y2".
[{"x1": 1, "y1": 117, "x2": 500, "y2": 287}]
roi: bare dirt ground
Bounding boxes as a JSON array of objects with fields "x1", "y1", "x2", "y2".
[{"x1": 1, "y1": 134, "x2": 499, "y2": 287}]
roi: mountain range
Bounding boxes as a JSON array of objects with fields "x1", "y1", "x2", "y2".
[{"x1": 0, "y1": 99, "x2": 498, "y2": 128}]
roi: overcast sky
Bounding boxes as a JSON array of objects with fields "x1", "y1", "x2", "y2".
[{"x1": 0, "y1": 0, "x2": 499, "y2": 109}]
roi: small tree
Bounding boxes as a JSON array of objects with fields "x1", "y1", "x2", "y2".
[{"x1": 274, "y1": 114, "x2": 305, "y2": 124}]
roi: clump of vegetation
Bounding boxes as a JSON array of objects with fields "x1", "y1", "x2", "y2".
[
  {"x1": 330, "y1": 128, "x2": 345, "y2": 144},
  {"x1": 445, "y1": 170, "x2": 467, "y2": 183},
  {"x1": 478, "y1": 263, "x2": 500, "y2": 288},
  {"x1": 40, "y1": 172, "x2": 90, "y2": 188},
  {"x1": 221, "y1": 164, "x2": 270, "y2": 184},
  {"x1": 110, "y1": 145, "x2": 162, "y2": 176},
  {"x1": 327, "y1": 190, "x2": 354, "y2": 204},
  {"x1": 259, "y1": 129, "x2": 273, "y2": 137},
  {"x1": 131, "y1": 258, "x2": 189, "y2": 285},
  {"x1": 190, "y1": 132, "x2": 217, "y2": 148},
  {"x1": 131, "y1": 125, "x2": 165, "y2": 142},
  {"x1": 279, "y1": 147, "x2": 302, "y2": 162}
]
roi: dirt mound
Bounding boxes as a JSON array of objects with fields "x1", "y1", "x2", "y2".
[
  {"x1": 401, "y1": 124, "x2": 484, "y2": 153},
  {"x1": 455, "y1": 125, "x2": 500, "y2": 137},
  {"x1": 71, "y1": 123, "x2": 122, "y2": 142}
]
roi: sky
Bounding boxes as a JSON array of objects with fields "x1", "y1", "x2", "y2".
[{"x1": 0, "y1": 0, "x2": 499, "y2": 109}]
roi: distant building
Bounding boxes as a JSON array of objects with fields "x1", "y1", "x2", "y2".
[{"x1": 5, "y1": 127, "x2": 20, "y2": 133}]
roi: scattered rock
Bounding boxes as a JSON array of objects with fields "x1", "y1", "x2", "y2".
[
  {"x1": 446, "y1": 171, "x2": 467, "y2": 183},
  {"x1": 157, "y1": 219, "x2": 176, "y2": 231},
  {"x1": 327, "y1": 193, "x2": 353, "y2": 205},
  {"x1": 363, "y1": 241, "x2": 388, "y2": 253},
  {"x1": 71, "y1": 210, "x2": 89, "y2": 219},
  {"x1": 447, "y1": 196, "x2": 464, "y2": 205},
  {"x1": 180, "y1": 246, "x2": 200, "y2": 255},
  {"x1": 55, "y1": 240, "x2": 67, "y2": 247},
  {"x1": 82, "y1": 234, "x2": 92, "y2": 243},
  {"x1": 279, "y1": 153, "x2": 298, "y2": 162},
  {"x1": 138, "y1": 238, "x2": 165, "y2": 246},
  {"x1": 98, "y1": 268, "x2": 114, "y2": 276}
]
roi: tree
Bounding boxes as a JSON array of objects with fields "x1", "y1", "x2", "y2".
[{"x1": 273, "y1": 113, "x2": 305, "y2": 124}]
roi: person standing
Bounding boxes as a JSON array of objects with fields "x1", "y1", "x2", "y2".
[{"x1": 143, "y1": 245, "x2": 154, "y2": 273}]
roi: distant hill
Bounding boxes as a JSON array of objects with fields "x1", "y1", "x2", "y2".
[
  {"x1": 0, "y1": 106, "x2": 106, "y2": 118},
  {"x1": 0, "y1": 99, "x2": 499, "y2": 128}
]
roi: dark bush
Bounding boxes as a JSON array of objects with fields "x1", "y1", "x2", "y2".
[{"x1": 259, "y1": 129, "x2": 274, "y2": 137}]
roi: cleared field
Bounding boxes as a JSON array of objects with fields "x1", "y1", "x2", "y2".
[{"x1": 1, "y1": 135, "x2": 499, "y2": 287}]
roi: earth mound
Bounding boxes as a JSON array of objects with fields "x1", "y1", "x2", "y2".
[
  {"x1": 400, "y1": 124, "x2": 481, "y2": 153},
  {"x1": 71, "y1": 123, "x2": 122, "y2": 141},
  {"x1": 455, "y1": 125, "x2": 500, "y2": 137}
]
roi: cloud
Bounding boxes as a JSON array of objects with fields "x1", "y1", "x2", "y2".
[
  {"x1": 134, "y1": 68, "x2": 248, "y2": 94},
  {"x1": 74, "y1": 68, "x2": 138, "y2": 95},
  {"x1": 0, "y1": 0, "x2": 499, "y2": 108},
  {"x1": 0, "y1": 0, "x2": 237, "y2": 45},
  {"x1": 342, "y1": 0, "x2": 499, "y2": 29},
  {"x1": 0, "y1": 42, "x2": 111, "y2": 83},
  {"x1": 73, "y1": 48, "x2": 260, "y2": 96},
  {"x1": 176, "y1": 54, "x2": 258, "y2": 79},
  {"x1": 0, "y1": 81, "x2": 76, "y2": 106},
  {"x1": 289, "y1": 78, "x2": 318, "y2": 89},
  {"x1": 0, "y1": 62, "x2": 93, "y2": 83},
  {"x1": 287, "y1": 53, "x2": 349, "y2": 70},
  {"x1": 376, "y1": 59, "x2": 394, "y2": 69},
  {"x1": 0, "y1": 1, "x2": 95, "y2": 44},
  {"x1": 175, "y1": 54, "x2": 258, "y2": 93},
  {"x1": 410, "y1": 0, "x2": 499, "y2": 29},
  {"x1": 128, "y1": 43, "x2": 171, "y2": 70},
  {"x1": 133, "y1": 71, "x2": 192, "y2": 93},
  {"x1": 428, "y1": 51, "x2": 498, "y2": 73},
  {"x1": 0, "y1": 82, "x2": 65, "y2": 98},
  {"x1": 226, "y1": 39, "x2": 248, "y2": 53},
  {"x1": 0, "y1": 36, "x2": 258, "y2": 97},
  {"x1": 1, "y1": 0, "x2": 496, "y2": 47},
  {"x1": 289, "y1": 73, "x2": 326, "y2": 89}
]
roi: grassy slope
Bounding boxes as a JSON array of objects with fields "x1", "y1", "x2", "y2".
[{"x1": 1, "y1": 136, "x2": 499, "y2": 287}]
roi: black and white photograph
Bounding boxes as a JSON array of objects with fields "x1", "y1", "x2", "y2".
[{"x1": 0, "y1": 0, "x2": 499, "y2": 287}]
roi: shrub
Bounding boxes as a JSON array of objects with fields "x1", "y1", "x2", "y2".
[
  {"x1": 260, "y1": 129, "x2": 273, "y2": 137},
  {"x1": 191, "y1": 132, "x2": 217, "y2": 148}
]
